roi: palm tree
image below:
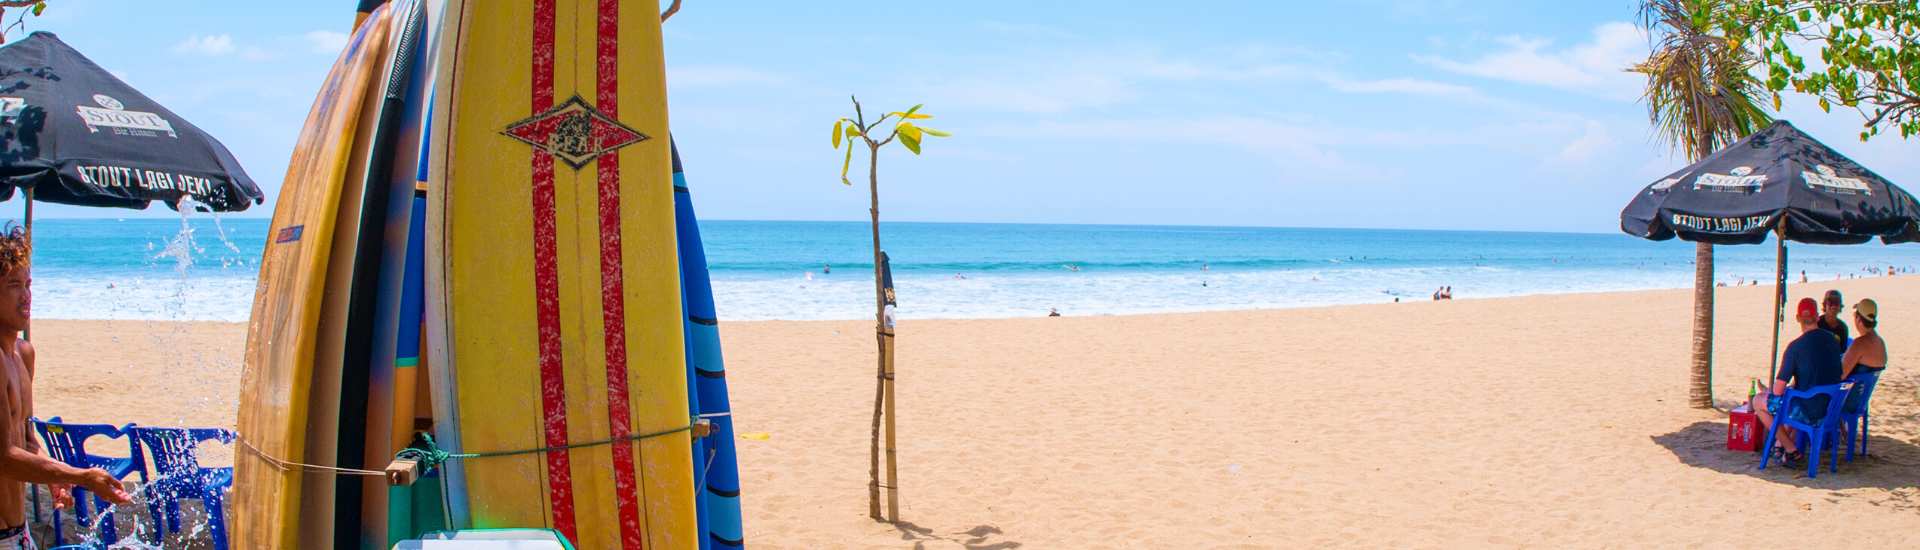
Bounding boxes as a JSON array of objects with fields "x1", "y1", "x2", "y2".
[{"x1": 1631, "y1": 0, "x2": 1773, "y2": 409}]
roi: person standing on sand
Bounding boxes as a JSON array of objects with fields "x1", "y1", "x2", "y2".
[
  {"x1": 1819, "y1": 290, "x2": 1849, "y2": 345},
  {"x1": 0, "y1": 226, "x2": 131, "y2": 548},
  {"x1": 1749, "y1": 298, "x2": 1845, "y2": 463}
]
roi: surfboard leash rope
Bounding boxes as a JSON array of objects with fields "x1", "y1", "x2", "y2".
[
  {"x1": 236, "y1": 419, "x2": 698, "y2": 478},
  {"x1": 397, "y1": 421, "x2": 697, "y2": 470},
  {"x1": 236, "y1": 435, "x2": 388, "y2": 477}
]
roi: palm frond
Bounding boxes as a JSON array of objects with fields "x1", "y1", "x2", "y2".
[{"x1": 1631, "y1": 0, "x2": 1773, "y2": 161}]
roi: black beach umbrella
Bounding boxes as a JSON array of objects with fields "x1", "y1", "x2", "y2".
[
  {"x1": 0, "y1": 31, "x2": 262, "y2": 343},
  {"x1": 1623, "y1": 120, "x2": 1920, "y2": 245},
  {"x1": 1620, "y1": 119, "x2": 1920, "y2": 380},
  {"x1": 0, "y1": 31, "x2": 263, "y2": 212}
]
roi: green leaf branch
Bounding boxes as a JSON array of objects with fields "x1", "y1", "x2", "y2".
[
  {"x1": 1720, "y1": 0, "x2": 1920, "y2": 139},
  {"x1": 831, "y1": 96, "x2": 949, "y2": 185}
]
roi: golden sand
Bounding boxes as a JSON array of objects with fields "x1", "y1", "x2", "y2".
[{"x1": 27, "y1": 277, "x2": 1920, "y2": 547}]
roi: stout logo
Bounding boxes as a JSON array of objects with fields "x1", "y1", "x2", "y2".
[
  {"x1": 1694, "y1": 166, "x2": 1767, "y2": 192},
  {"x1": 75, "y1": 93, "x2": 176, "y2": 137},
  {"x1": 1650, "y1": 175, "x2": 1683, "y2": 193},
  {"x1": 1803, "y1": 164, "x2": 1871, "y2": 195}
]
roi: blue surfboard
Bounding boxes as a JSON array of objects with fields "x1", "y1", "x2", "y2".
[{"x1": 671, "y1": 142, "x2": 745, "y2": 549}]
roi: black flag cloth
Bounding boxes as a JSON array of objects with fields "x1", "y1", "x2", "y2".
[
  {"x1": 880, "y1": 251, "x2": 897, "y2": 307},
  {"x1": 1621, "y1": 120, "x2": 1920, "y2": 245},
  {"x1": 0, "y1": 32, "x2": 262, "y2": 211}
]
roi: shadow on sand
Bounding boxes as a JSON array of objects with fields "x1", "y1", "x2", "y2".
[
  {"x1": 1652, "y1": 420, "x2": 1920, "y2": 511},
  {"x1": 893, "y1": 521, "x2": 1022, "y2": 550}
]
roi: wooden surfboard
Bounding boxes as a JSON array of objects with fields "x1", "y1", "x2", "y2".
[
  {"x1": 233, "y1": 4, "x2": 395, "y2": 549},
  {"x1": 424, "y1": 0, "x2": 697, "y2": 548},
  {"x1": 338, "y1": 0, "x2": 431, "y2": 547}
]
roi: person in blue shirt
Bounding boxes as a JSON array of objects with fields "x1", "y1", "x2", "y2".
[{"x1": 1747, "y1": 297, "x2": 1845, "y2": 462}]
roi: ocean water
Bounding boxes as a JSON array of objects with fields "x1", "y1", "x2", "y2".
[{"x1": 21, "y1": 217, "x2": 1920, "y2": 321}]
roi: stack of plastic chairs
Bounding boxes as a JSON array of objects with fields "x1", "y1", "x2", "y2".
[
  {"x1": 129, "y1": 426, "x2": 234, "y2": 550},
  {"x1": 28, "y1": 417, "x2": 147, "y2": 547}
]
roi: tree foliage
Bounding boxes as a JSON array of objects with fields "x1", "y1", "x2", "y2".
[
  {"x1": 1633, "y1": 0, "x2": 1775, "y2": 159},
  {"x1": 831, "y1": 97, "x2": 949, "y2": 185},
  {"x1": 1722, "y1": 0, "x2": 1920, "y2": 139}
]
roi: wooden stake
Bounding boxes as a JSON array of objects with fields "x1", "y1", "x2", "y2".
[
  {"x1": 867, "y1": 354, "x2": 883, "y2": 520},
  {"x1": 865, "y1": 136, "x2": 886, "y2": 521},
  {"x1": 882, "y1": 329, "x2": 899, "y2": 521}
]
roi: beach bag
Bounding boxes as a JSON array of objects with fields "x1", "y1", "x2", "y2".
[{"x1": 1727, "y1": 406, "x2": 1759, "y2": 452}]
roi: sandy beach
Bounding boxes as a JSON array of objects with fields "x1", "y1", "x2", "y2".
[{"x1": 27, "y1": 277, "x2": 1920, "y2": 548}]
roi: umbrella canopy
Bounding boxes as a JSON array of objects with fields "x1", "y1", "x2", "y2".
[
  {"x1": 0, "y1": 31, "x2": 262, "y2": 211},
  {"x1": 1621, "y1": 120, "x2": 1920, "y2": 245}
]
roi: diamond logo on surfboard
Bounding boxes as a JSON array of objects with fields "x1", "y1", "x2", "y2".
[{"x1": 501, "y1": 94, "x2": 649, "y2": 170}]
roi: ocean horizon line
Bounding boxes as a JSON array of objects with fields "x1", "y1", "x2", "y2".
[{"x1": 15, "y1": 215, "x2": 1636, "y2": 238}]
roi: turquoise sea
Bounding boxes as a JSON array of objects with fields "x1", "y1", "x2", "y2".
[{"x1": 21, "y1": 217, "x2": 1920, "y2": 321}]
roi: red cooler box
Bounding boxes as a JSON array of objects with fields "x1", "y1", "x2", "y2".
[{"x1": 1728, "y1": 405, "x2": 1759, "y2": 451}]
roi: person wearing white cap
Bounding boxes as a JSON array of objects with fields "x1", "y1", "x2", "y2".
[{"x1": 1842, "y1": 299, "x2": 1886, "y2": 380}]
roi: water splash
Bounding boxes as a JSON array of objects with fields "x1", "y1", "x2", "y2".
[
  {"x1": 75, "y1": 479, "x2": 160, "y2": 549},
  {"x1": 56, "y1": 200, "x2": 245, "y2": 548}
]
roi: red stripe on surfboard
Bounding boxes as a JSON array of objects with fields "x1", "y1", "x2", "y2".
[
  {"x1": 529, "y1": 0, "x2": 578, "y2": 541},
  {"x1": 595, "y1": 0, "x2": 646, "y2": 548}
]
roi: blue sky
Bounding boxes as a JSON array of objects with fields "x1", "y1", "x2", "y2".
[{"x1": 10, "y1": 0, "x2": 1918, "y2": 233}]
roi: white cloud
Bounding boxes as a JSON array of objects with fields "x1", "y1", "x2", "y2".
[
  {"x1": 303, "y1": 30, "x2": 349, "y2": 55},
  {"x1": 930, "y1": 72, "x2": 1139, "y2": 114},
  {"x1": 668, "y1": 65, "x2": 784, "y2": 88},
  {"x1": 172, "y1": 34, "x2": 235, "y2": 56},
  {"x1": 918, "y1": 49, "x2": 1472, "y2": 115},
  {"x1": 1413, "y1": 22, "x2": 1648, "y2": 99},
  {"x1": 975, "y1": 116, "x2": 1405, "y2": 181},
  {"x1": 1324, "y1": 76, "x2": 1476, "y2": 97},
  {"x1": 1554, "y1": 120, "x2": 1613, "y2": 164}
]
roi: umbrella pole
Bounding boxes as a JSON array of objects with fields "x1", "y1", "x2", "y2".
[
  {"x1": 1768, "y1": 223, "x2": 1786, "y2": 385},
  {"x1": 20, "y1": 186, "x2": 28, "y2": 342},
  {"x1": 17, "y1": 187, "x2": 28, "y2": 526}
]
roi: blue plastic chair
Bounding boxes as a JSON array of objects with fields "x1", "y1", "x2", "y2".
[
  {"x1": 30, "y1": 417, "x2": 147, "y2": 547},
  {"x1": 130, "y1": 426, "x2": 233, "y2": 550},
  {"x1": 1838, "y1": 370, "x2": 1882, "y2": 461},
  {"x1": 1758, "y1": 382, "x2": 1854, "y2": 478}
]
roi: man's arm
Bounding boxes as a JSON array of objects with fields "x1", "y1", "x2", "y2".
[
  {"x1": 0, "y1": 366, "x2": 130, "y2": 503},
  {"x1": 1841, "y1": 340, "x2": 1862, "y2": 380},
  {"x1": 1772, "y1": 344, "x2": 1794, "y2": 396},
  {"x1": 19, "y1": 339, "x2": 35, "y2": 454}
]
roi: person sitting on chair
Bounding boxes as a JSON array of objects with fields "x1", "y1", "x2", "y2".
[
  {"x1": 1842, "y1": 299, "x2": 1886, "y2": 380},
  {"x1": 1748, "y1": 297, "x2": 1845, "y2": 463}
]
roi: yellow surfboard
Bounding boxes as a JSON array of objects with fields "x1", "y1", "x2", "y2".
[
  {"x1": 234, "y1": 4, "x2": 395, "y2": 549},
  {"x1": 424, "y1": 0, "x2": 696, "y2": 548}
]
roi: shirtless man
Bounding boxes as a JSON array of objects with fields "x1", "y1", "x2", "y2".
[{"x1": 0, "y1": 227, "x2": 129, "y2": 548}]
